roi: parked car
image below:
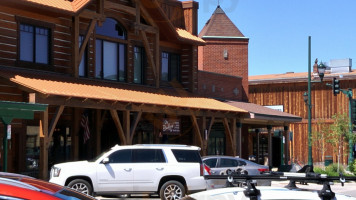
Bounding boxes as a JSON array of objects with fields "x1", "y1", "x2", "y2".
[
  {"x1": 0, "y1": 176, "x2": 96, "y2": 200},
  {"x1": 49, "y1": 144, "x2": 206, "y2": 200},
  {"x1": 203, "y1": 156, "x2": 269, "y2": 175}
]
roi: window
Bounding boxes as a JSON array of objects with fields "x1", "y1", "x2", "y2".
[
  {"x1": 134, "y1": 46, "x2": 146, "y2": 84},
  {"x1": 79, "y1": 35, "x2": 87, "y2": 77},
  {"x1": 204, "y1": 158, "x2": 218, "y2": 168},
  {"x1": 133, "y1": 149, "x2": 166, "y2": 163},
  {"x1": 219, "y1": 158, "x2": 239, "y2": 168},
  {"x1": 171, "y1": 150, "x2": 202, "y2": 163},
  {"x1": 108, "y1": 149, "x2": 132, "y2": 163},
  {"x1": 19, "y1": 24, "x2": 50, "y2": 64},
  {"x1": 95, "y1": 18, "x2": 126, "y2": 82},
  {"x1": 161, "y1": 52, "x2": 180, "y2": 82}
]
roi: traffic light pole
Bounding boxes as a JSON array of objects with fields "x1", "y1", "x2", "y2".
[{"x1": 340, "y1": 88, "x2": 354, "y2": 166}]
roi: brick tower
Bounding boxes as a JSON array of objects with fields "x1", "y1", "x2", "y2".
[{"x1": 198, "y1": 5, "x2": 249, "y2": 101}]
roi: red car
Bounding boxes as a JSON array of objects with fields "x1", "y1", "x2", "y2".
[
  {"x1": 0, "y1": 183, "x2": 60, "y2": 200},
  {"x1": 0, "y1": 172, "x2": 96, "y2": 200}
]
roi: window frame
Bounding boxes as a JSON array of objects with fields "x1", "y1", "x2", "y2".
[
  {"x1": 133, "y1": 46, "x2": 146, "y2": 84},
  {"x1": 95, "y1": 17, "x2": 128, "y2": 82},
  {"x1": 78, "y1": 35, "x2": 88, "y2": 77},
  {"x1": 161, "y1": 51, "x2": 181, "y2": 82},
  {"x1": 16, "y1": 16, "x2": 54, "y2": 71}
]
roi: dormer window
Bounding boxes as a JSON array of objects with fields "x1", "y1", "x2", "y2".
[{"x1": 95, "y1": 18, "x2": 127, "y2": 82}]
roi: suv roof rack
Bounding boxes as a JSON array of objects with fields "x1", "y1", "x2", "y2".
[{"x1": 205, "y1": 172, "x2": 356, "y2": 200}]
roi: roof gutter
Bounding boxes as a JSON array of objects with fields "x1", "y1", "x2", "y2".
[{"x1": 202, "y1": 36, "x2": 249, "y2": 40}]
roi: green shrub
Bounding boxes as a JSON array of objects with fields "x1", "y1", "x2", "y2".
[
  {"x1": 324, "y1": 163, "x2": 345, "y2": 176},
  {"x1": 314, "y1": 167, "x2": 326, "y2": 174},
  {"x1": 349, "y1": 159, "x2": 356, "y2": 175}
]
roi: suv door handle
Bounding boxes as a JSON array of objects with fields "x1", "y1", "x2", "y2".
[
  {"x1": 156, "y1": 168, "x2": 164, "y2": 171},
  {"x1": 124, "y1": 168, "x2": 132, "y2": 172}
]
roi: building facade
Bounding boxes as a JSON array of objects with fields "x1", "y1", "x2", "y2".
[
  {"x1": 0, "y1": 0, "x2": 252, "y2": 179},
  {"x1": 249, "y1": 64, "x2": 356, "y2": 165},
  {"x1": 197, "y1": 6, "x2": 301, "y2": 167}
]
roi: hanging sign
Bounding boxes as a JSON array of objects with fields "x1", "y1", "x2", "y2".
[
  {"x1": 7, "y1": 125, "x2": 11, "y2": 139},
  {"x1": 162, "y1": 118, "x2": 180, "y2": 135}
]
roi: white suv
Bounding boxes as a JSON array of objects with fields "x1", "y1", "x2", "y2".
[{"x1": 49, "y1": 144, "x2": 206, "y2": 199}]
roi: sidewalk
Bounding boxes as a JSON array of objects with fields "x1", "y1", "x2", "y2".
[{"x1": 271, "y1": 180, "x2": 356, "y2": 197}]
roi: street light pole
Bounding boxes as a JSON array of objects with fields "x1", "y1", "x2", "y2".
[
  {"x1": 305, "y1": 36, "x2": 326, "y2": 166},
  {"x1": 307, "y1": 36, "x2": 312, "y2": 166}
]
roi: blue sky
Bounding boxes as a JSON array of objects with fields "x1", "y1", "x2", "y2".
[{"x1": 193, "y1": 0, "x2": 356, "y2": 76}]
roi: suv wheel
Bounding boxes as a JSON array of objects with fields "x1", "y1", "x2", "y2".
[
  {"x1": 160, "y1": 180, "x2": 185, "y2": 200},
  {"x1": 68, "y1": 179, "x2": 93, "y2": 195}
]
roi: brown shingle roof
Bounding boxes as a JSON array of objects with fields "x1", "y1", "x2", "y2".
[
  {"x1": 0, "y1": 67, "x2": 246, "y2": 113},
  {"x1": 226, "y1": 101, "x2": 302, "y2": 122},
  {"x1": 8, "y1": 0, "x2": 92, "y2": 13},
  {"x1": 199, "y1": 6, "x2": 245, "y2": 38},
  {"x1": 176, "y1": 28, "x2": 205, "y2": 44}
]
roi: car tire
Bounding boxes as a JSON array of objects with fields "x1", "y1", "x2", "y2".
[
  {"x1": 160, "y1": 180, "x2": 185, "y2": 200},
  {"x1": 68, "y1": 179, "x2": 93, "y2": 195}
]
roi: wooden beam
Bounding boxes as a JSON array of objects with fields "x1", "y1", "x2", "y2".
[
  {"x1": 207, "y1": 116, "x2": 215, "y2": 137},
  {"x1": 73, "y1": 108, "x2": 80, "y2": 160},
  {"x1": 72, "y1": 16, "x2": 79, "y2": 77},
  {"x1": 104, "y1": 1, "x2": 136, "y2": 15},
  {"x1": 134, "y1": 23, "x2": 158, "y2": 34},
  {"x1": 110, "y1": 109, "x2": 126, "y2": 145},
  {"x1": 231, "y1": 118, "x2": 237, "y2": 157},
  {"x1": 223, "y1": 118, "x2": 234, "y2": 155},
  {"x1": 190, "y1": 115, "x2": 203, "y2": 146},
  {"x1": 47, "y1": 105, "x2": 65, "y2": 148},
  {"x1": 130, "y1": 111, "x2": 142, "y2": 141},
  {"x1": 79, "y1": 10, "x2": 105, "y2": 21},
  {"x1": 202, "y1": 116, "x2": 207, "y2": 156},
  {"x1": 123, "y1": 110, "x2": 131, "y2": 145},
  {"x1": 140, "y1": 30, "x2": 157, "y2": 80},
  {"x1": 39, "y1": 107, "x2": 48, "y2": 180},
  {"x1": 138, "y1": 1, "x2": 157, "y2": 27},
  {"x1": 30, "y1": 94, "x2": 242, "y2": 118},
  {"x1": 135, "y1": 0, "x2": 140, "y2": 33},
  {"x1": 78, "y1": 19, "x2": 96, "y2": 66},
  {"x1": 155, "y1": 31, "x2": 160, "y2": 88},
  {"x1": 95, "y1": 109, "x2": 105, "y2": 156}
]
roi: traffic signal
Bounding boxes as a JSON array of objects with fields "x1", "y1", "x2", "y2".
[{"x1": 332, "y1": 77, "x2": 340, "y2": 96}]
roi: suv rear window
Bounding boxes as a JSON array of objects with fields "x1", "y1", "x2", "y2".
[{"x1": 171, "y1": 149, "x2": 202, "y2": 163}]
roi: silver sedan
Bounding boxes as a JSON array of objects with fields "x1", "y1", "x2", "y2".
[{"x1": 203, "y1": 156, "x2": 269, "y2": 175}]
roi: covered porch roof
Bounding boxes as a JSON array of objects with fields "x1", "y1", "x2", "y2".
[
  {"x1": 0, "y1": 66, "x2": 247, "y2": 117},
  {"x1": 225, "y1": 101, "x2": 302, "y2": 127}
]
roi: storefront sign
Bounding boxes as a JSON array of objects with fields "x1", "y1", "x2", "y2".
[{"x1": 162, "y1": 118, "x2": 180, "y2": 135}]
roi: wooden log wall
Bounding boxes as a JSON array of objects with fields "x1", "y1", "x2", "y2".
[{"x1": 249, "y1": 77, "x2": 355, "y2": 165}]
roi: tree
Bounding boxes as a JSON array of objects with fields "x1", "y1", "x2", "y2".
[
  {"x1": 327, "y1": 113, "x2": 355, "y2": 172},
  {"x1": 312, "y1": 119, "x2": 330, "y2": 163}
]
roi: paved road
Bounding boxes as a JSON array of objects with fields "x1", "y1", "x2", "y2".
[{"x1": 96, "y1": 181, "x2": 356, "y2": 199}]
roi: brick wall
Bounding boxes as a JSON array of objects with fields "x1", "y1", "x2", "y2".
[
  {"x1": 198, "y1": 70, "x2": 243, "y2": 101},
  {"x1": 198, "y1": 38, "x2": 249, "y2": 101}
]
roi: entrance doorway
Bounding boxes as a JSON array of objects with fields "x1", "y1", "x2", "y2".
[
  {"x1": 208, "y1": 123, "x2": 225, "y2": 155},
  {"x1": 272, "y1": 137, "x2": 281, "y2": 167}
]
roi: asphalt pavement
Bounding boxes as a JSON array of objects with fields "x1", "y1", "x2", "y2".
[{"x1": 96, "y1": 181, "x2": 356, "y2": 200}]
